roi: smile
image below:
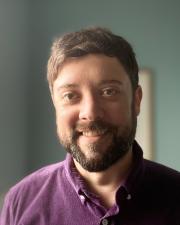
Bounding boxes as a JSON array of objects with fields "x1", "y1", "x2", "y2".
[{"x1": 78, "y1": 129, "x2": 108, "y2": 137}]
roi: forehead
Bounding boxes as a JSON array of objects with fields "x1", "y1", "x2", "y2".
[{"x1": 54, "y1": 54, "x2": 130, "y2": 88}]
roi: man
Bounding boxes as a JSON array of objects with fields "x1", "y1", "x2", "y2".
[{"x1": 0, "y1": 27, "x2": 180, "y2": 225}]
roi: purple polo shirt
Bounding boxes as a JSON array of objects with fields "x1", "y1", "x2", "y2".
[{"x1": 1, "y1": 141, "x2": 180, "y2": 225}]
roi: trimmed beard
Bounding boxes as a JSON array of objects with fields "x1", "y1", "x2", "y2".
[{"x1": 58, "y1": 105, "x2": 137, "y2": 172}]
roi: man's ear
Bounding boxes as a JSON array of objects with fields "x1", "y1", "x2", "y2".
[{"x1": 134, "y1": 85, "x2": 142, "y2": 116}]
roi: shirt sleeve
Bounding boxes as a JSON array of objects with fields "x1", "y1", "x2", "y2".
[{"x1": 0, "y1": 192, "x2": 14, "y2": 225}]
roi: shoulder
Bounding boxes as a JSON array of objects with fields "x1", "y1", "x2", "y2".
[
  {"x1": 144, "y1": 159, "x2": 180, "y2": 183},
  {"x1": 6, "y1": 160, "x2": 66, "y2": 205},
  {"x1": 0, "y1": 160, "x2": 69, "y2": 224},
  {"x1": 142, "y1": 159, "x2": 180, "y2": 197}
]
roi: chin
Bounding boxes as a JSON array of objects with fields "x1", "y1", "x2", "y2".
[{"x1": 70, "y1": 142, "x2": 129, "y2": 172}]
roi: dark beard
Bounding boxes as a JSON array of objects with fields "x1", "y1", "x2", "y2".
[{"x1": 60, "y1": 108, "x2": 137, "y2": 172}]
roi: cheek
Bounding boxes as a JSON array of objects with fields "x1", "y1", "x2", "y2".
[
  {"x1": 55, "y1": 107, "x2": 78, "y2": 132},
  {"x1": 105, "y1": 101, "x2": 132, "y2": 125}
]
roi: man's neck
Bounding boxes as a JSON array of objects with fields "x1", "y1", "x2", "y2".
[{"x1": 73, "y1": 148, "x2": 133, "y2": 208}]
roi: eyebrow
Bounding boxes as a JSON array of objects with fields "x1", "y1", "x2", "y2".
[
  {"x1": 99, "y1": 79, "x2": 123, "y2": 86},
  {"x1": 57, "y1": 79, "x2": 123, "y2": 91},
  {"x1": 57, "y1": 84, "x2": 79, "y2": 91}
]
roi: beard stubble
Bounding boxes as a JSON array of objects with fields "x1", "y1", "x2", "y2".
[{"x1": 58, "y1": 105, "x2": 137, "y2": 172}]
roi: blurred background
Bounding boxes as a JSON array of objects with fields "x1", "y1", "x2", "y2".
[{"x1": 0, "y1": 0, "x2": 180, "y2": 206}]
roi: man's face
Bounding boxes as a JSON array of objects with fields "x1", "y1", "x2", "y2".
[{"x1": 52, "y1": 54, "x2": 142, "y2": 172}]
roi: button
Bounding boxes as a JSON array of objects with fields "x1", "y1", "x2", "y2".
[
  {"x1": 80, "y1": 195, "x2": 85, "y2": 200},
  {"x1": 102, "y1": 218, "x2": 109, "y2": 225},
  {"x1": 126, "y1": 193, "x2": 131, "y2": 200},
  {"x1": 79, "y1": 194, "x2": 86, "y2": 203}
]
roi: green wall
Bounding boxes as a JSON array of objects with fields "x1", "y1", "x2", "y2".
[
  {"x1": 0, "y1": 0, "x2": 180, "y2": 192},
  {"x1": 0, "y1": 0, "x2": 28, "y2": 192}
]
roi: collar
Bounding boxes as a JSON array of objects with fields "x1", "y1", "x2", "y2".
[{"x1": 124, "y1": 140, "x2": 145, "y2": 194}]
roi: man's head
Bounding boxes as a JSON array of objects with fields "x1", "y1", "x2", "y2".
[
  {"x1": 47, "y1": 27, "x2": 142, "y2": 172},
  {"x1": 47, "y1": 27, "x2": 139, "y2": 93}
]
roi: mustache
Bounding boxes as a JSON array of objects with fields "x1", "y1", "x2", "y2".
[{"x1": 77, "y1": 120, "x2": 115, "y2": 132}]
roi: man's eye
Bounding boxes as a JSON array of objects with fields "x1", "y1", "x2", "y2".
[
  {"x1": 62, "y1": 92, "x2": 78, "y2": 102},
  {"x1": 102, "y1": 88, "x2": 119, "y2": 97}
]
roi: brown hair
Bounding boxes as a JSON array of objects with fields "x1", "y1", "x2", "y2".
[{"x1": 47, "y1": 27, "x2": 139, "y2": 92}]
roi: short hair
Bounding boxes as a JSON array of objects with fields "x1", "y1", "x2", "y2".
[{"x1": 47, "y1": 27, "x2": 139, "y2": 92}]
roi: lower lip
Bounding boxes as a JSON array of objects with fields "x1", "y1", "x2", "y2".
[{"x1": 78, "y1": 133, "x2": 107, "y2": 143}]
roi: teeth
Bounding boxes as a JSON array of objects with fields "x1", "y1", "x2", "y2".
[{"x1": 82, "y1": 130, "x2": 107, "y2": 137}]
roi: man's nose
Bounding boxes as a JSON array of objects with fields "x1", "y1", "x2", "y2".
[{"x1": 79, "y1": 95, "x2": 104, "y2": 121}]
